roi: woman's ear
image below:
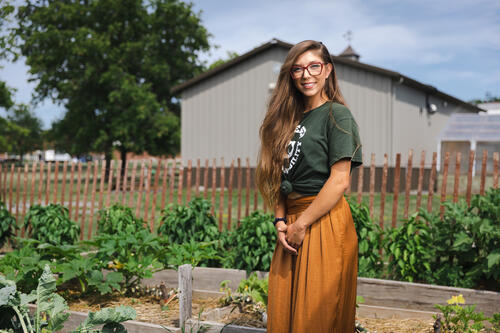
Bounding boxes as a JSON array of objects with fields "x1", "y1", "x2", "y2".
[{"x1": 325, "y1": 63, "x2": 333, "y2": 79}]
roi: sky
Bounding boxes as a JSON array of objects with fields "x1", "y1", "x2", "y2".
[{"x1": 0, "y1": 0, "x2": 499, "y2": 129}]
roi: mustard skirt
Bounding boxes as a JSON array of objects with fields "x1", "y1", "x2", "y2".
[{"x1": 267, "y1": 195, "x2": 358, "y2": 333}]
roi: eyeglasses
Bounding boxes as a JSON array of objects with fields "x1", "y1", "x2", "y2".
[{"x1": 289, "y1": 62, "x2": 326, "y2": 79}]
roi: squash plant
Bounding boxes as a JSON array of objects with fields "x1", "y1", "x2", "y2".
[
  {"x1": 97, "y1": 204, "x2": 149, "y2": 235},
  {"x1": 23, "y1": 204, "x2": 80, "y2": 246}
]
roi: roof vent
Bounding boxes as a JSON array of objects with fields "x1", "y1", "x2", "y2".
[{"x1": 338, "y1": 45, "x2": 360, "y2": 61}]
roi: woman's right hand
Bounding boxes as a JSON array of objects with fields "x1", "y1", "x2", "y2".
[{"x1": 276, "y1": 221, "x2": 298, "y2": 255}]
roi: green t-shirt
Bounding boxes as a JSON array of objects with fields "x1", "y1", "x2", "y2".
[{"x1": 281, "y1": 101, "x2": 363, "y2": 196}]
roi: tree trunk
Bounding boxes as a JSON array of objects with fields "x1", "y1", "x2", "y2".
[
  {"x1": 104, "y1": 150, "x2": 112, "y2": 184},
  {"x1": 120, "y1": 149, "x2": 127, "y2": 191}
]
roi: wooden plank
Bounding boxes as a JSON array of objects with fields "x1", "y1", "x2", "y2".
[
  {"x1": 106, "y1": 160, "x2": 114, "y2": 208},
  {"x1": 177, "y1": 160, "x2": 184, "y2": 205},
  {"x1": 60, "y1": 161, "x2": 68, "y2": 205},
  {"x1": 98, "y1": 161, "x2": 106, "y2": 212},
  {"x1": 129, "y1": 160, "x2": 137, "y2": 207},
  {"x1": 379, "y1": 154, "x2": 388, "y2": 231},
  {"x1": 493, "y1": 152, "x2": 499, "y2": 189},
  {"x1": 68, "y1": 162, "x2": 75, "y2": 218},
  {"x1": 203, "y1": 159, "x2": 209, "y2": 200},
  {"x1": 114, "y1": 160, "x2": 122, "y2": 204},
  {"x1": 237, "y1": 158, "x2": 242, "y2": 222},
  {"x1": 219, "y1": 158, "x2": 225, "y2": 230},
  {"x1": 253, "y1": 184, "x2": 258, "y2": 212},
  {"x1": 87, "y1": 162, "x2": 99, "y2": 239},
  {"x1": 416, "y1": 151, "x2": 425, "y2": 211},
  {"x1": 195, "y1": 159, "x2": 200, "y2": 197},
  {"x1": 14, "y1": 166, "x2": 20, "y2": 231},
  {"x1": 45, "y1": 162, "x2": 51, "y2": 205},
  {"x1": 480, "y1": 149, "x2": 487, "y2": 196},
  {"x1": 427, "y1": 152, "x2": 437, "y2": 213},
  {"x1": 74, "y1": 163, "x2": 83, "y2": 222},
  {"x1": 186, "y1": 159, "x2": 192, "y2": 203},
  {"x1": 403, "y1": 149, "x2": 413, "y2": 220},
  {"x1": 120, "y1": 160, "x2": 129, "y2": 206},
  {"x1": 21, "y1": 164, "x2": 29, "y2": 237},
  {"x1": 357, "y1": 162, "x2": 364, "y2": 204},
  {"x1": 178, "y1": 264, "x2": 193, "y2": 329},
  {"x1": 2, "y1": 164, "x2": 7, "y2": 203},
  {"x1": 369, "y1": 153, "x2": 375, "y2": 219},
  {"x1": 169, "y1": 160, "x2": 176, "y2": 204},
  {"x1": 391, "y1": 153, "x2": 401, "y2": 228},
  {"x1": 453, "y1": 152, "x2": 462, "y2": 203},
  {"x1": 80, "y1": 162, "x2": 92, "y2": 240},
  {"x1": 440, "y1": 152, "x2": 450, "y2": 218},
  {"x1": 211, "y1": 158, "x2": 216, "y2": 215},
  {"x1": 144, "y1": 159, "x2": 153, "y2": 222},
  {"x1": 245, "y1": 158, "x2": 250, "y2": 218},
  {"x1": 150, "y1": 159, "x2": 161, "y2": 232},
  {"x1": 38, "y1": 162, "x2": 44, "y2": 205},
  {"x1": 29, "y1": 162, "x2": 37, "y2": 207},
  {"x1": 227, "y1": 160, "x2": 235, "y2": 230},
  {"x1": 466, "y1": 150, "x2": 474, "y2": 207},
  {"x1": 136, "y1": 162, "x2": 145, "y2": 217},
  {"x1": 160, "y1": 159, "x2": 168, "y2": 210},
  {"x1": 53, "y1": 161, "x2": 59, "y2": 203}
]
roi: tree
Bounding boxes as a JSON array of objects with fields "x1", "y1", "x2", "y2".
[
  {"x1": 206, "y1": 51, "x2": 239, "y2": 71},
  {"x1": 12, "y1": 0, "x2": 211, "y2": 176},
  {"x1": 5, "y1": 104, "x2": 43, "y2": 160},
  {"x1": 0, "y1": 1, "x2": 14, "y2": 109}
]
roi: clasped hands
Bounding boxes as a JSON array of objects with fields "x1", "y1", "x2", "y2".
[{"x1": 276, "y1": 220, "x2": 306, "y2": 255}]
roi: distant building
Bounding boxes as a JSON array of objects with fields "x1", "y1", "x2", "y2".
[
  {"x1": 172, "y1": 38, "x2": 481, "y2": 167},
  {"x1": 478, "y1": 102, "x2": 500, "y2": 115}
]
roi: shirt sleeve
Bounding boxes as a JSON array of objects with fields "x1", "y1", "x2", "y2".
[{"x1": 327, "y1": 110, "x2": 363, "y2": 171}]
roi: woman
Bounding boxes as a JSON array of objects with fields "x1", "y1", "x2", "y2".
[{"x1": 256, "y1": 40, "x2": 363, "y2": 332}]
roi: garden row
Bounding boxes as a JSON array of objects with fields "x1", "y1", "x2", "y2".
[{"x1": 1, "y1": 188, "x2": 499, "y2": 291}]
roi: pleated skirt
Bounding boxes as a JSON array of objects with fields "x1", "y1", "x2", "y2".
[{"x1": 267, "y1": 195, "x2": 358, "y2": 333}]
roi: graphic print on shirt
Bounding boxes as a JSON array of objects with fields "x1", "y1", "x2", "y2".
[{"x1": 283, "y1": 124, "x2": 306, "y2": 175}]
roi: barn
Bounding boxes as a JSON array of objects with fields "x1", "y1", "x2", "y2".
[{"x1": 172, "y1": 39, "x2": 481, "y2": 168}]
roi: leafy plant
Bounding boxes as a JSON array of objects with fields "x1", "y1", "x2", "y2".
[
  {"x1": 225, "y1": 211, "x2": 276, "y2": 274},
  {"x1": 97, "y1": 204, "x2": 149, "y2": 235},
  {"x1": 219, "y1": 273, "x2": 268, "y2": 316},
  {"x1": 0, "y1": 265, "x2": 136, "y2": 332},
  {"x1": 0, "y1": 202, "x2": 18, "y2": 249},
  {"x1": 433, "y1": 294, "x2": 497, "y2": 332},
  {"x1": 90, "y1": 229, "x2": 163, "y2": 289},
  {"x1": 23, "y1": 204, "x2": 80, "y2": 246},
  {"x1": 384, "y1": 212, "x2": 433, "y2": 283},
  {"x1": 347, "y1": 198, "x2": 383, "y2": 278},
  {"x1": 161, "y1": 239, "x2": 223, "y2": 269},
  {"x1": 157, "y1": 198, "x2": 220, "y2": 244}
]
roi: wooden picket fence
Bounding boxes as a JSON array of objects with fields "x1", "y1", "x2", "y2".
[{"x1": 0, "y1": 149, "x2": 498, "y2": 240}]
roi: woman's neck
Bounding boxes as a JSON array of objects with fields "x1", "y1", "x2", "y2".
[{"x1": 303, "y1": 94, "x2": 327, "y2": 112}]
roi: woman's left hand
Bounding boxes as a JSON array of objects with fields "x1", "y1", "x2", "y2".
[{"x1": 285, "y1": 220, "x2": 306, "y2": 249}]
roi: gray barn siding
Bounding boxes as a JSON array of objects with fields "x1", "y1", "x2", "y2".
[
  {"x1": 393, "y1": 84, "x2": 469, "y2": 168},
  {"x1": 335, "y1": 63, "x2": 393, "y2": 167},
  {"x1": 181, "y1": 48, "x2": 287, "y2": 166}
]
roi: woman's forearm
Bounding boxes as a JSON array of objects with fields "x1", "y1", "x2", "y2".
[
  {"x1": 296, "y1": 161, "x2": 351, "y2": 228},
  {"x1": 274, "y1": 193, "x2": 286, "y2": 218}
]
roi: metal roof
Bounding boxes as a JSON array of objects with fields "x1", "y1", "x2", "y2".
[
  {"x1": 171, "y1": 38, "x2": 482, "y2": 113},
  {"x1": 439, "y1": 113, "x2": 500, "y2": 142}
]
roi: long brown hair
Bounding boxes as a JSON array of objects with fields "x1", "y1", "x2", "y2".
[{"x1": 256, "y1": 40, "x2": 347, "y2": 207}]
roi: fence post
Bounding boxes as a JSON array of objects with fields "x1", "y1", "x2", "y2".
[
  {"x1": 416, "y1": 150, "x2": 425, "y2": 211},
  {"x1": 453, "y1": 152, "x2": 462, "y2": 203},
  {"x1": 403, "y1": 149, "x2": 413, "y2": 219},
  {"x1": 440, "y1": 152, "x2": 450, "y2": 218},
  {"x1": 178, "y1": 264, "x2": 193, "y2": 330},
  {"x1": 369, "y1": 153, "x2": 375, "y2": 219},
  {"x1": 391, "y1": 153, "x2": 401, "y2": 228},
  {"x1": 466, "y1": 150, "x2": 475, "y2": 207}
]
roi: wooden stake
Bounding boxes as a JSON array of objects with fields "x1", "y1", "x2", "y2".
[
  {"x1": 177, "y1": 160, "x2": 184, "y2": 205},
  {"x1": 237, "y1": 158, "x2": 242, "y2": 222},
  {"x1": 129, "y1": 161, "x2": 137, "y2": 207},
  {"x1": 211, "y1": 158, "x2": 216, "y2": 215},
  {"x1": 136, "y1": 162, "x2": 145, "y2": 217},
  {"x1": 245, "y1": 158, "x2": 251, "y2": 218},
  {"x1": 480, "y1": 149, "x2": 487, "y2": 196},
  {"x1": 227, "y1": 160, "x2": 234, "y2": 230},
  {"x1": 150, "y1": 159, "x2": 161, "y2": 232},
  {"x1": 493, "y1": 152, "x2": 499, "y2": 189},
  {"x1": 403, "y1": 149, "x2": 413, "y2": 220},
  {"x1": 144, "y1": 160, "x2": 153, "y2": 222},
  {"x1": 466, "y1": 150, "x2": 474, "y2": 207},
  {"x1": 186, "y1": 160, "x2": 192, "y2": 203},
  {"x1": 195, "y1": 159, "x2": 200, "y2": 197},
  {"x1": 45, "y1": 162, "x2": 51, "y2": 205},
  {"x1": 379, "y1": 154, "x2": 388, "y2": 230},
  {"x1": 203, "y1": 159, "x2": 209, "y2": 200},
  {"x1": 53, "y1": 161, "x2": 59, "y2": 203},
  {"x1": 440, "y1": 152, "x2": 450, "y2": 218},
  {"x1": 219, "y1": 158, "x2": 225, "y2": 230},
  {"x1": 74, "y1": 163, "x2": 83, "y2": 222},
  {"x1": 427, "y1": 152, "x2": 437, "y2": 213},
  {"x1": 453, "y1": 152, "x2": 462, "y2": 203},
  {"x1": 369, "y1": 153, "x2": 375, "y2": 219},
  {"x1": 61, "y1": 161, "x2": 68, "y2": 205},
  {"x1": 391, "y1": 153, "x2": 401, "y2": 228},
  {"x1": 88, "y1": 162, "x2": 99, "y2": 239},
  {"x1": 416, "y1": 151, "x2": 425, "y2": 211},
  {"x1": 106, "y1": 160, "x2": 114, "y2": 208}
]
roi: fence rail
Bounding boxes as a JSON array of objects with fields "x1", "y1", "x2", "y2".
[{"x1": 0, "y1": 149, "x2": 499, "y2": 240}]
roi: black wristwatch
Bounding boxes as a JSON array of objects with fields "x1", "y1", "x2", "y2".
[{"x1": 273, "y1": 217, "x2": 287, "y2": 226}]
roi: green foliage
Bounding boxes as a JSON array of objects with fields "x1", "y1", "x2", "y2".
[
  {"x1": 225, "y1": 211, "x2": 276, "y2": 274},
  {"x1": 205, "y1": 51, "x2": 239, "y2": 71},
  {"x1": 0, "y1": 202, "x2": 18, "y2": 249},
  {"x1": 157, "y1": 198, "x2": 220, "y2": 244},
  {"x1": 24, "y1": 204, "x2": 80, "y2": 246},
  {"x1": 90, "y1": 229, "x2": 163, "y2": 289},
  {"x1": 236, "y1": 273, "x2": 268, "y2": 306},
  {"x1": 347, "y1": 197, "x2": 383, "y2": 278},
  {"x1": 161, "y1": 239, "x2": 223, "y2": 269},
  {"x1": 4, "y1": 104, "x2": 43, "y2": 158},
  {"x1": 97, "y1": 204, "x2": 149, "y2": 235},
  {"x1": 219, "y1": 273, "x2": 268, "y2": 318},
  {"x1": 0, "y1": 265, "x2": 135, "y2": 332},
  {"x1": 13, "y1": 0, "x2": 212, "y2": 161},
  {"x1": 384, "y1": 212, "x2": 433, "y2": 283},
  {"x1": 432, "y1": 294, "x2": 498, "y2": 333}
]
